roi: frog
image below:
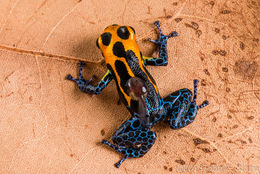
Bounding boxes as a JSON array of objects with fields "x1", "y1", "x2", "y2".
[{"x1": 66, "y1": 21, "x2": 209, "y2": 168}]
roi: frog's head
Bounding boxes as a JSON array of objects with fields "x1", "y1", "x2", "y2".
[{"x1": 96, "y1": 24, "x2": 139, "y2": 65}]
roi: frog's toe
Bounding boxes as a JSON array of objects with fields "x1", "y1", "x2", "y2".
[
  {"x1": 114, "y1": 162, "x2": 121, "y2": 168},
  {"x1": 114, "y1": 157, "x2": 127, "y2": 168},
  {"x1": 66, "y1": 74, "x2": 72, "y2": 80},
  {"x1": 153, "y1": 21, "x2": 163, "y2": 34},
  {"x1": 102, "y1": 139, "x2": 109, "y2": 145},
  {"x1": 78, "y1": 61, "x2": 86, "y2": 67},
  {"x1": 154, "y1": 20, "x2": 160, "y2": 26},
  {"x1": 198, "y1": 100, "x2": 209, "y2": 109},
  {"x1": 148, "y1": 38, "x2": 160, "y2": 45},
  {"x1": 167, "y1": 31, "x2": 178, "y2": 38},
  {"x1": 66, "y1": 74, "x2": 76, "y2": 81},
  {"x1": 85, "y1": 76, "x2": 94, "y2": 85},
  {"x1": 101, "y1": 139, "x2": 117, "y2": 150}
]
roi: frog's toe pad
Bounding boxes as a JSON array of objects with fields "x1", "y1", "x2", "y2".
[
  {"x1": 78, "y1": 61, "x2": 86, "y2": 67},
  {"x1": 102, "y1": 139, "x2": 109, "y2": 145},
  {"x1": 199, "y1": 100, "x2": 209, "y2": 109},
  {"x1": 66, "y1": 74, "x2": 76, "y2": 81},
  {"x1": 168, "y1": 31, "x2": 178, "y2": 38},
  {"x1": 114, "y1": 162, "x2": 121, "y2": 168},
  {"x1": 154, "y1": 21, "x2": 160, "y2": 26}
]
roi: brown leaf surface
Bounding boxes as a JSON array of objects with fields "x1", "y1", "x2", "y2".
[{"x1": 0, "y1": 0, "x2": 259, "y2": 173}]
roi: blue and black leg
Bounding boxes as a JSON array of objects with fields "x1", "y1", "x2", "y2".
[
  {"x1": 66, "y1": 61, "x2": 113, "y2": 94},
  {"x1": 102, "y1": 117, "x2": 157, "y2": 168},
  {"x1": 143, "y1": 21, "x2": 178, "y2": 66},
  {"x1": 163, "y1": 79, "x2": 209, "y2": 129}
]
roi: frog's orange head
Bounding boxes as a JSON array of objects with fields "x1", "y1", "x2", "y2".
[{"x1": 96, "y1": 24, "x2": 139, "y2": 64}]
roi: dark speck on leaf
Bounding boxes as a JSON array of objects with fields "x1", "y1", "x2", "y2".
[
  {"x1": 175, "y1": 18, "x2": 183, "y2": 23},
  {"x1": 215, "y1": 28, "x2": 220, "y2": 33},
  {"x1": 203, "y1": 69, "x2": 210, "y2": 76},
  {"x1": 190, "y1": 157, "x2": 195, "y2": 162},
  {"x1": 247, "y1": 116, "x2": 254, "y2": 120},
  {"x1": 191, "y1": 22, "x2": 199, "y2": 30},
  {"x1": 212, "y1": 50, "x2": 218, "y2": 55},
  {"x1": 222, "y1": 67, "x2": 228, "y2": 72},
  {"x1": 101, "y1": 129, "x2": 105, "y2": 136},
  {"x1": 219, "y1": 50, "x2": 227, "y2": 56},
  {"x1": 202, "y1": 148, "x2": 211, "y2": 153},
  {"x1": 185, "y1": 23, "x2": 192, "y2": 28},
  {"x1": 196, "y1": 30, "x2": 202, "y2": 37},
  {"x1": 193, "y1": 138, "x2": 209, "y2": 146},
  {"x1": 201, "y1": 79, "x2": 206, "y2": 86},
  {"x1": 175, "y1": 159, "x2": 186, "y2": 165},
  {"x1": 221, "y1": 10, "x2": 231, "y2": 14},
  {"x1": 240, "y1": 42, "x2": 245, "y2": 50},
  {"x1": 226, "y1": 88, "x2": 231, "y2": 92}
]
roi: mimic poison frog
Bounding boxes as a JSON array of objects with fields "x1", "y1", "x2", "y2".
[{"x1": 66, "y1": 21, "x2": 209, "y2": 168}]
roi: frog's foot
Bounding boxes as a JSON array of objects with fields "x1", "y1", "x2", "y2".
[
  {"x1": 144, "y1": 21, "x2": 178, "y2": 66},
  {"x1": 193, "y1": 79, "x2": 209, "y2": 109},
  {"x1": 66, "y1": 61, "x2": 96, "y2": 94},
  {"x1": 163, "y1": 79, "x2": 209, "y2": 129},
  {"x1": 102, "y1": 140, "x2": 128, "y2": 168},
  {"x1": 102, "y1": 123, "x2": 157, "y2": 168},
  {"x1": 149, "y1": 21, "x2": 178, "y2": 45}
]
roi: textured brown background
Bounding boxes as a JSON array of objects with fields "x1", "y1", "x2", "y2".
[{"x1": 0, "y1": 0, "x2": 259, "y2": 173}]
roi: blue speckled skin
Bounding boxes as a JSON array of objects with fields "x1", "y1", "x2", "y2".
[
  {"x1": 66, "y1": 21, "x2": 209, "y2": 168},
  {"x1": 102, "y1": 79, "x2": 208, "y2": 168}
]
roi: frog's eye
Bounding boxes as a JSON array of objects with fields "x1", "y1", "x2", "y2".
[
  {"x1": 129, "y1": 26, "x2": 135, "y2": 34},
  {"x1": 96, "y1": 38, "x2": 100, "y2": 49},
  {"x1": 117, "y1": 26, "x2": 130, "y2": 40},
  {"x1": 101, "y1": 32, "x2": 112, "y2": 46}
]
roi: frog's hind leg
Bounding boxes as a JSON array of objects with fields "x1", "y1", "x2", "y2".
[
  {"x1": 102, "y1": 118, "x2": 157, "y2": 168},
  {"x1": 163, "y1": 79, "x2": 209, "y2": 129}
]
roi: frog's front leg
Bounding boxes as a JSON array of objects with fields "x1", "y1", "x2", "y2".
[
  {"x1": 102, "y1": 117, "x2": 156, "y2": 168},
  {"x1": 143, "y1": 21, "x2": 178, "y2": 66},
  {"x1": 163, "y1": 80, "x2": 209, "y2": 129},
  {"x1": 66, "y1": 62, "x2": 113, "y2": 94}
]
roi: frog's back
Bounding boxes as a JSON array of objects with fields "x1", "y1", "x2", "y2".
[{"x1": 96, "y1": 24, "x2": 160, "y2": 111}]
